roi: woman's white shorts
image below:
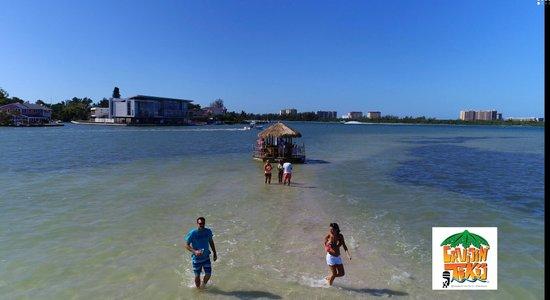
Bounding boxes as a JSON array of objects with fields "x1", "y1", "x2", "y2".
[{"x1": 326, "y1": 253, "x2": 343, "y2": 266}]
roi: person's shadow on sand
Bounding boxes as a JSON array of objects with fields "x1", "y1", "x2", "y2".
[
  {"x1": 305, "y1": 159, "x2": 330, "y2": 164},
  {"x1": 206, "y1": 287, "x2": 282, "y2": 299},
  {"x1": 287, "y1": 182, "x2": 316, "y2": 189},
  {"x1": 336, "y1": 285, "x2": 409, "y2": 297}
]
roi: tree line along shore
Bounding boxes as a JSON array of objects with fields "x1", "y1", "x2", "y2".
[{"x1": 0, "y1": 87, "x2": 543, "y2": 127}]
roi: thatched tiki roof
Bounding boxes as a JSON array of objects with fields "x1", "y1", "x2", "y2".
[{"x1": 258, "y1": 122, "x2": 302, "y2": 139}]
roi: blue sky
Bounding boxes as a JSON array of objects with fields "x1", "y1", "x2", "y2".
[{"x1": 0, "y1": 0, "x2": 544, "y2": 118}]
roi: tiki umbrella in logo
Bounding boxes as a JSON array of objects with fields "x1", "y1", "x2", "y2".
[{"x1": 440, "y1": 230, "x2": 489, "y2": 249}]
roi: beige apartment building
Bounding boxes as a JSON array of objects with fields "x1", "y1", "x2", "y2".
[
  {"x1": 367, "y1": 111, "x2": 381, "y2": 119},
  {"x1": 460, "y1": 110, "x2": 500, "y2": 121},
  {"x1": 460, "y1": 110, "x2": 476, "y2": 121}
]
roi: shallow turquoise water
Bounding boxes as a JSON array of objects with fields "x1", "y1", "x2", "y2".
[{"x1": 0, "y1": 123, "x2": 544, "y2": 299}]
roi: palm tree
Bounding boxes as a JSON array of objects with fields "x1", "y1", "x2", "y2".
[{"x1": 440, "y1": 230, "x2": 489, "y2": 249}]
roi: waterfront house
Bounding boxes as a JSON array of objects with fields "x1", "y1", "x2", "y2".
[
  {"x1": 90, "y1": 107, "x2": 111, "y2": 123},
  {"x1": 109, "y1": 95, "x2": 194, "y2": 125},
  {"x1": 0, "y1": 102, "x2": 52, "y2": 125},
  {"x1": 253, "y1": 122, "x2": 306, "y2": 163}
]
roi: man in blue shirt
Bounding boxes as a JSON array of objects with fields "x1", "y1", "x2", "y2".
[{"x1": 184, "y1": 217, "x2": 217, "y2": 288}]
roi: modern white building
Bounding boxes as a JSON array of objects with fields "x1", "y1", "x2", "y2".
[
  {"x1": 90, "y1": 107, "x2": 111, "y2": 122},
  {"x1": 109, "y1": 95, "x2": 193, "y2": 125}
]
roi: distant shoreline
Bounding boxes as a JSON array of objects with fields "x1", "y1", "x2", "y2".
[
  {"x1": 335, "y1": 121, "x2": 545, "y2": 127},
  {"x1": 2, "y1": 119, "x2": 544, "y2": 128},
  {"x1": 0, "y1": 123, "x2": 64, "y2": 127},
  {"x1": 235, "y1": 120, "x2": 545, "y2": 127}
]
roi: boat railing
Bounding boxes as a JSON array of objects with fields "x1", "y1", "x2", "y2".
[
  {"x1": 252, "y1": 145, "x2": 264, "y2": 157},
  {"x1": 252, "y1": 143, "x2": 305, "y2": 158}
]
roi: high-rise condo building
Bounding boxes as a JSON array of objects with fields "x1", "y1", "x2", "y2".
[
  {"x1": 316, "y1": 111, "x2": 337, "y2": 119},
  {"x1": 460, "y1": 110, "x2": 499, "y2": 121},
  {"x1": 280, "y1": 108, "x2": 298, "y2": 116},
  {"x1": 367, "y1": 111, "x2": 381, "y2": 119}
]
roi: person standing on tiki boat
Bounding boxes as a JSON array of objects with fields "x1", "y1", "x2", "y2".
[{"x1": 324, "y1": 222, "x2": 351, "y2": 286}]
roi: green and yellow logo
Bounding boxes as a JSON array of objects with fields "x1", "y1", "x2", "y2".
[{"x1": 440, "y1": 230, "x2": 489, "y2": 283}]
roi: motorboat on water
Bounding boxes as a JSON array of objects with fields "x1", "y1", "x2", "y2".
[{"x1": 249, "y1": 121, "x2": 264, "y2": 130}]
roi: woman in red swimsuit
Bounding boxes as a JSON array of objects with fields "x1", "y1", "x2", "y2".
[{"x1": 324, "y1": 222, "x2": 351, "y2": 286}]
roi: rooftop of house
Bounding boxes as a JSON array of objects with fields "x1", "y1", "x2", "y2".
[
  {"x1": 126, "y1": 95, "x2": 194, "y2": 103},
  {"x1": 23, "y1": 103, "x2": 52, "y2": 110},
  {"x1": 0, "y1": 102, "x2": 51, "y2": 110}
]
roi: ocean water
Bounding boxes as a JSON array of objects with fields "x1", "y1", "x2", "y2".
[{"x1": 0, "y1": 123, "x2": 544, "y2": 299}]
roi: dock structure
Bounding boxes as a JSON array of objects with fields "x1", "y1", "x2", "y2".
[{"x1": 253, "y1": 122, "x2": 305, "y2": 163}]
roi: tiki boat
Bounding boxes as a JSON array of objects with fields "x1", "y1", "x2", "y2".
[{"x1": 253, "y1": 122, "x2": 306, "y2": 163}]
